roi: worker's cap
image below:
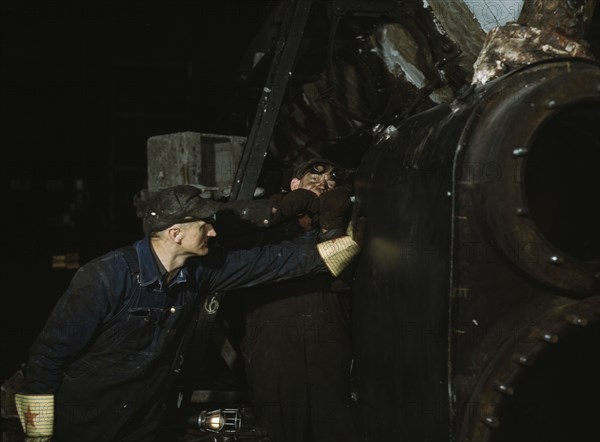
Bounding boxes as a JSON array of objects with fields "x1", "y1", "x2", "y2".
[
  {"x1": 293, "y1": 158, "x2": 345, "y2": 182},
  {"x1": 142, "y1": 185, "x2": 222, "y2": 234}
]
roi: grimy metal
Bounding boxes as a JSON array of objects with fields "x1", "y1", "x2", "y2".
[
  {"x1": 351, "y1": 57, "x2": 600, "y2": 441},
  {"x1": 229, "y1": 0, "x2": 314, "y2": 201},
  {"x1": 348, "y1": 2, "x2": 599, "y2": 440}
]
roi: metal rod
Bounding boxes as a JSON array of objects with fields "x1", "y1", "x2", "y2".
[{"x1": 229, "y1": 0, "x2": 314, "y2": 201}]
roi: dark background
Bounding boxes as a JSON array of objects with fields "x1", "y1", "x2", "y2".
[{"x1": 2, "y1": 0, "x2": 271, "y2": 382}]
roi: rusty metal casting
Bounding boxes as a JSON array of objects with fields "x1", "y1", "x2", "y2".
[{"x1": 473, "y1": 0, "x2": 598, "y2": 85}]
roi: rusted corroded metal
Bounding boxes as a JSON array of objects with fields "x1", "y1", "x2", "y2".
[
  {"x1": 472, "y1": 24, "x2": 596, "y2": 86},
  {"x1": 519, "y1": 0, "x2": 597, "y2": 38},
  {"x1": 472, "y1": 0, "x2": 598, "y2": 85}
]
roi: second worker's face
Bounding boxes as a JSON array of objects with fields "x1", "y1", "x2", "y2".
[{"x1": 292, "y1": 169, "x2": 336, "y2": 196}]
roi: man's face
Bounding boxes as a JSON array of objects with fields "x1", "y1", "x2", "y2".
[
  {"x1": 178, "y1": 221, "x2": 217, "y2": 256},
  {"x1": 291, "y1": 168, "x2": 336, "y2": 196}
]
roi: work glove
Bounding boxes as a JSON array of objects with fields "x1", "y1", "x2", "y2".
[
  {"x1": 317, "y1": 187, "x2": 352, "y2": 230},
  {"x1": 14, "y1": 393, "x2": 53, "y2": 441},
  {"x1": 317, "y1": 235, "x2": 360, "y2": 277},
  {"x1": 269, "y1": 189, "x2": 319, "y2": 223}
]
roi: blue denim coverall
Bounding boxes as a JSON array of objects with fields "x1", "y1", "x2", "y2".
[{"x1": 23, "y1": 235, "x2": 327, "y2": 441}]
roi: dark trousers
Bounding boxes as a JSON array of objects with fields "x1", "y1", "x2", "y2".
[{"x1": 244, "y1": 311, "x2": 360, "y2": 442}]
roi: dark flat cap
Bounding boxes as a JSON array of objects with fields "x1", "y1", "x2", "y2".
[{"x1": 142, "y1": 185, "x2": 222, "y2": 234}]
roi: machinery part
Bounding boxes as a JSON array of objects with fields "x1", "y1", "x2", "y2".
[
  {"x1": 230, "y1": 0, "x2": 314, "y2": 201},
  {"x1": 459, "y1": 59, "x2": 600, "y2": 294},
  {"x1": 458, "y1": 295, "x2": 600, "y2": 442},
  {"x1": 352, "y1": 58, "x2": 600, "y2": 442}
]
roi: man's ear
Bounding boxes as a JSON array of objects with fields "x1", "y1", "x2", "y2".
[
  {"x1": 167, "y1": 226, "x2": 182, "y2": 243},
  {"x1": 290, "y1": 178, "x2": 301, "y2": 190}
]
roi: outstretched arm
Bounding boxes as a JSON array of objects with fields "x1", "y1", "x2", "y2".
[{"x1": 201, "y1": 235, "x2": 359, "y2": 292}]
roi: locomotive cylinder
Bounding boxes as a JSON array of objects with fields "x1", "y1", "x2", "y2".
[{"x1": 352, "y1": 58, "x2": 600, "y2": 442}]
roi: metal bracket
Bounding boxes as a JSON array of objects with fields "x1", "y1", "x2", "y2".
[{"x1": 229, "y1": 0, "x2": 314, "y2": 201}]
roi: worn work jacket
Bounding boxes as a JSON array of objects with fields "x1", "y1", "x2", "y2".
[{"x1": 24, "y1": 235, "x2": 327, "y2": 442}]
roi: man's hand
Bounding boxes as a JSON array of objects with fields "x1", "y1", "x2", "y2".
[
  {"x1": 317, "y1": 187, "x2": 352, "y2": 230},
  {"x1": 317, "y1": 235, "x2": 360, "y2": 277},
  {"x1": 15, "y1": 393, "x2": 53, "y2": 441},
  {"x1": 269, "y1": 189, "x2": 319, "y2": 222}
]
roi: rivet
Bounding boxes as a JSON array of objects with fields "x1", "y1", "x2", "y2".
[
  {"x1": 566, "y1": 315, "x2": 588, "y2": 327},
  {"x1": 512, "y1": 147, "x2": 529, "y2": 157},
  {"x1": 170, "y1": 307, "x2": 176, "y2": 314},
  {"x1": 517, "y1": 354, "x2": 532, "y2": 366},
  {"x1": 547, "y1": 100, "x2": 559, "y2": 109},
  {"x1": 516, "y1": 207, "x2": 529, "y2": 216},
  {"x1": 495, "y1": 382, "x2": 514, "y2": 396},
  {"x1": 482, "y1": 415, "x2": 500, "y2": 429},
  {"x1": 542, "y1": 333, "x2": 559, "y2": 344}
]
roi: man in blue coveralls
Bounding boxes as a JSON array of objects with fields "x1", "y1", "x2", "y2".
[{"x1": 15, "y1": 184, "x2": 359, "y2": 442}]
